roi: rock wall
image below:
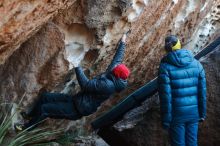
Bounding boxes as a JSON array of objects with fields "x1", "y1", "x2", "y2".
[
  {"x1": 0, "y1": 0, "x2": 75, "y2": 64},
  {"x1": 198, "y1": 45, "x2": 220, "y2": 146},
  {"x1": 0, "y1": 0, "x2": 219, "y2": 145},
  {"x1": 0, "y1": 22, "x2": 68, "y2": 106}
]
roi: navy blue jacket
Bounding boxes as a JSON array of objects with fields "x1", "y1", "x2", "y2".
[
  {"x1": 158, "y1": 49, "x2": 206, "y2": 128},
  {"x1": 74, "y1": 41, "x2": 128, "y2": 116}
]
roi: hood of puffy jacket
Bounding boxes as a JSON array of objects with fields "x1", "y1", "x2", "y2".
[
  {"x1": 108, "y1": 74, "x2": 128, "y2": 92},
  {"x1": 162, "y1": 49, "x2": 194, "y2": 67}
]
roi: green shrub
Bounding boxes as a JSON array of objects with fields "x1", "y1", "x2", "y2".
[{"x1": 0, "y1": 94, "x2": 63, "y2": 146}]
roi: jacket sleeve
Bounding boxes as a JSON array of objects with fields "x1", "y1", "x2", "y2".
[
  {"x1": 106, "y1": 40, "x2": 126, "y2": 73},
  {"x1": 75, "y1": 67, "x2": 113, "y2": 94},
  {"x1": 158, "y1": 63, "x2": 172, "y2": 128},
  {"x1": 198, "y1": 63, "x2": 207, "y2": 119},
  {"x1": 75, "y1": 67, "x2": 89, "y2": 90}
]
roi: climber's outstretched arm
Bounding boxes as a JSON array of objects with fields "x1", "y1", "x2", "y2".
[{"x1": 106, "y1": 33, "x2": 127, "y2": 73}]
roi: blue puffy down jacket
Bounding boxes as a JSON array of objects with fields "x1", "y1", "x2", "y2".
[{"x1": 158, "y1": 49, "x2": 206, "y2": 128}]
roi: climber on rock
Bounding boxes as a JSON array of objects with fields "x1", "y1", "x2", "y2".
[
  {"x1": 14, "y1": 32, "x2": 130, "y2": 131},
  {"x1": 158, "y1": 35, "x2": 206, "y2": 146}
]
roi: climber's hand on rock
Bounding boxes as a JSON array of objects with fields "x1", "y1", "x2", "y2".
[
  {"x1": 121, "y1": 30, "x2": 131, "y2": 43},
  {"x1": 72, "y1": 61, "x2": 80, "y2": 68},
  {"x1": 121, "y1": 34, "x2": 127, "y2": 43},
  {"x1": 126, "y1": 29, "x2": 131, "y2": 36}
]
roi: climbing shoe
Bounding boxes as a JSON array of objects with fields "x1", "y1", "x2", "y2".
[
  {"x1": 20, "y1": 111, "x2": 32, "y2": 120},
  {"x1": 14, "y1": 123, "x2": 25, "y2": 132}
]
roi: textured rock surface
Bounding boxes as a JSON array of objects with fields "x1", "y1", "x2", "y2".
[
  {"x1": 0, "y1": 22, "x2": 68, "y2": 107},
  {"x1": 0, "y1": 0, "x2": 219, "y2": 145},
  {"x1": 198, "y1": 45, "x2": 220, "y2": 146},
  {"x1": 0, "y1": 0, "x2": 75, "y2": 64}
]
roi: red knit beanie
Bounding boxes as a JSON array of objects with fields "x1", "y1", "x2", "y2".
[{"x1": 112, "y1": 64, "x2": 130, "y2": 80}]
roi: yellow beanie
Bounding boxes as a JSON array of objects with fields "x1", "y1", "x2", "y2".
[{"x1": 172, "y1": 39, "x2": 181, "y2": 51}]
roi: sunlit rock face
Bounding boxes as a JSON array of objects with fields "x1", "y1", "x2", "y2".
[
  {"x1": 0, "y1": 22, "x2": 68, "y2": 106},
  {"x1": 0, "y1": 0, "x2": 75, "y2": 64},
  {"x1": 0, "y1": 0, "x2": 219, "y2": 145}
]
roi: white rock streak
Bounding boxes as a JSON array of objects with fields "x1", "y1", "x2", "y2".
[
  {"x1": 174, "y1": 0, "x2": 198, "y2": 28},
  {"x1": 58, "y1": 24, "x2": 93, "y2": 70},
  {"x1": 128, "y1": 0, "x2": 148, "y2": 22},
  {"x1": 184, "y1": 4, "x2": 220, "y2": 53},
  {"x1": 172, "y1": 0, "x2": 179, "y2": 4}
]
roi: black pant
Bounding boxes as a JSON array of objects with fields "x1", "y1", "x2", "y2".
[{"x1": 25, "y1": 92, "x2": 82, "y2": 129}]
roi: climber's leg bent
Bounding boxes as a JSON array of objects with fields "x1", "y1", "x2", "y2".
[
  {"x1": 24, "y1": 101, "x2": 82, "y2": 130},
  {"x1": 27, "y1": 92, "x2": 73, "y2": 117}
]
